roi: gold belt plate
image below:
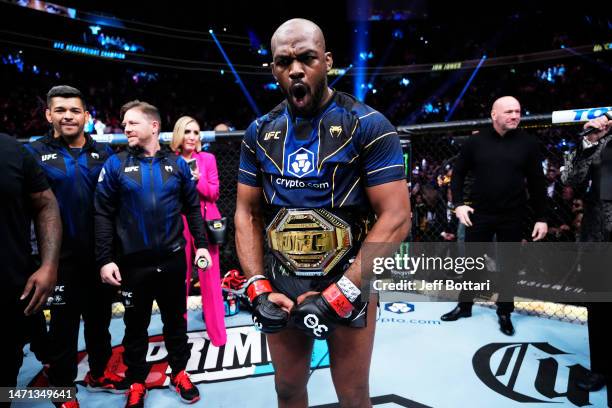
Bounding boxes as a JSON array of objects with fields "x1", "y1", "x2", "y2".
[{"x1": 266, "y1": 208, "x2": 353, "y2": 276}]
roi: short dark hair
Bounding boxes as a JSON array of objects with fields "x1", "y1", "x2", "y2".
[
  {"x1": 120, "y1": 100, "x2": 162, "y2": 127},
  {"x1": 46, "y1": 85, "x2": 86, "y2": 108}
]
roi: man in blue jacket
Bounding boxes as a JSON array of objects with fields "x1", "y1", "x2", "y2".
[
  {"x1": 26, "y1": 86, "x2": 121, "y2": 406},
  {"x1": 95, "y1": 100, "x2": 210, "y2": 408}
]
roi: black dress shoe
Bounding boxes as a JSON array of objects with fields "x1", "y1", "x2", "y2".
[
  {"x1": 576, "y1": 371, "x2": 606, "y2": 392},
  {"x1": 498, "y1": 313, "x2": 515, "y2": 336},
  {"x1": 441, "y1": 305, "x2": 472, "y2": 321}
]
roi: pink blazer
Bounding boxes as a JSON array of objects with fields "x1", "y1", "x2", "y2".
[
  {"x1": 191, "y1": 151, "x2": 221, "y2": 220},
  {"x1": 181, "y1": 150, "x2": 226, "y2": 346}
]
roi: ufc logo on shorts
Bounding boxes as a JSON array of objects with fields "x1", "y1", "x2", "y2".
[
  {"x1": 124, "y1": 166, "x2": 139, "y2": 173},
  {"x1": 47, "y1": 285, "x2": 66, "y2": 306},
  {"x1": 121, "y1": 290, "x2": 134, "y2": 308},
  {"x1": 303, "y1": 314, "x2": 328, "y2": 338},
  {"x1": 42, "y1": 153, "x2": 57, "y2": 161}
]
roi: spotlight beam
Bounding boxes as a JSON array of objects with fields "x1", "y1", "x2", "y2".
[
  {"x1": 365, "y1": 40, "x2": 396, "y2": 91},
  {"x1": 352, "y1": 0, "x2": 369, "y2": 102},
  {"x1": 445, "y1": 55, "x2": 487, "y2": 122},
  {"x1": 209, "y1": 29, "x2": 261, "y2": 117},
  {"x1": 329, "y1": 64, "x2": 353, "y2": 88}
]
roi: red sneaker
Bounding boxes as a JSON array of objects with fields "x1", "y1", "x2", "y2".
[
  {"x1": 125, "y1": 383, "x2": 147, "y2": 408},
  {"x1": 54, "y1": 401, "x2": 79, "y2": 408},
  {"x1": 221, "y1": 269, "x2": 246, "y2": 291},
  {"x1": 84, "y1": 369, "x2": 128, "y2": 394},
  {"x1": 169, "y1": 370, "x2": 200, "y2": 404}
]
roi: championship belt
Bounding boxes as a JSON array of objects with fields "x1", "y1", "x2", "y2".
[{"x1": 266, "y1": 208, "x2": 353, "y2": 277}]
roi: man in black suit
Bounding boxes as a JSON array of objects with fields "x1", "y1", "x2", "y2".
[
  {"x1": 440, "y1": 96, "x2": 548, "y2": 336},
  {"x1": 562, "y1": 111, "x2": 612, "y2": 396}
]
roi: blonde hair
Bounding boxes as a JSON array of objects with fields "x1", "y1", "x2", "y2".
[{"x1": 171, "y1": 116, "x2": 201, "y2": 153}]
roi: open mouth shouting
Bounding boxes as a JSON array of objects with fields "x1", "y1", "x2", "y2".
[{"x1": 290, "y1": 82, "x2": 310, "y2": 109}]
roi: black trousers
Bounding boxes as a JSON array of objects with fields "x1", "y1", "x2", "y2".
[
  {"x1": 25, "y1": 307, "x2": 49, "y2": 363},
  {"x1": 120, "y1": 250, "x2": 190, "y2": 383},
  {"x1": 583, "y1": 232, "x2": 612, "y2": 403},
  {"x1": 0, "y1": 291, "x2": 52, "y2": 408},
  {"x1": 1, "y1": 291, "x2": 29, "y2": 389},
  {"x1": 47, "y1": 257, "x2": 114, "y2": 387},
  {"x1": 586, "y1": 302, "x2": 611, "y2": 377},
  {"x1": 586, "y1": 302, "x2": 612, "y2": 407},
  {"x1": 458, "y1": 211, "x2": 522, "y2": 315}
]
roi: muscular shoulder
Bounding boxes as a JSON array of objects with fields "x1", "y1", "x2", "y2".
[
  {"x1": 245, "y1": 104, "x2": 288, "y2": 146},
  {"x1": 356, "y1": 104, "x2": 393, "y2": 130},
  {"x1": 258, "y1": 102, "x2": 288, "y2": 130},
  {"x1": 352, "y1": 103, "x2": 397, "y2": 148}
]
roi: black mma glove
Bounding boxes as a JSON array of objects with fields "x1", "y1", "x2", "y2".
[
  {"x1": 246, "y1": 275, "x2": 289, "y2": 333},
  {"x1": 292, "y1": 276, "x2": 362, "y2": 340}
]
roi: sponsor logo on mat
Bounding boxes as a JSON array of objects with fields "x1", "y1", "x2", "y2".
[
  {"x1": 29, "y1": 325, "x2": 330, "y2": 388},
  {"x1": 384, "y1": 302, "x2": 415, "y2": 314},
  {"x1": 473, "y1": 342, "x2": 592, "y2": 406}
]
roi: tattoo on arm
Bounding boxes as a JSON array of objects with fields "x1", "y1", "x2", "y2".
[{"x1": 30, "y1": 189, "x2": 62, "y2": 267}]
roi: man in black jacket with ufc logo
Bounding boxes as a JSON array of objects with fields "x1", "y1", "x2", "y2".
[
  {"x1": 95, "y1": 100, "x2": 210, "y2": 408},
  {"x1": 26, "y1": 86, "x2": 121, "y2": 407}
]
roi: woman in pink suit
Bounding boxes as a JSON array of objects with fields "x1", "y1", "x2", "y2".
[{"x1": 171, "y1": 116, "x2": 226, "y2": 346}]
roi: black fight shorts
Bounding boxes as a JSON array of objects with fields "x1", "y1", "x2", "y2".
[{"x1": 266, "y1": 256, "x2": 369, "y2": 328}]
